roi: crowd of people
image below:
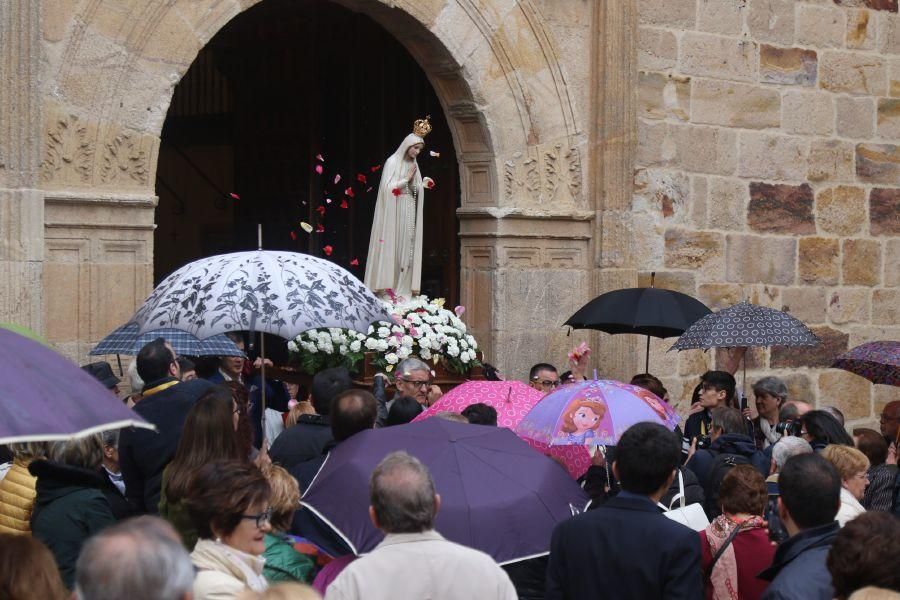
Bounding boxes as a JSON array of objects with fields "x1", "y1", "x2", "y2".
[{"x1": 1, "y1": 336, "x2": 899, "y2": 600}]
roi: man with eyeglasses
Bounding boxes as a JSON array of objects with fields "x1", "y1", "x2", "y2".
[
  {"x1": 528, "y1": 363, "x2": 560, "y2": 394},
  {"x1": 391, "y1": 358, "x2": 443, "y2": 408}
]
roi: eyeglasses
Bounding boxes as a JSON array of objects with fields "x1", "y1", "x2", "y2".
[
  {"x1": 533, "y1": 379, "x2": 561, "y2": 388},
  {"x1": 241, "y1": 507, "x2": 272, "y2": 529},
  {"x1": 398, "y1": 377, "x2": 432, "y2": 389}
]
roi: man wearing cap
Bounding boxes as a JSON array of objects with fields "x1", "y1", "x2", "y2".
[{"x1": 81, "y1": 361, "x2": 121, "y2": 396}]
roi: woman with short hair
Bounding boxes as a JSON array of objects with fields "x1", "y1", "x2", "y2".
[
  {"x1": 750, "y1": 376, "x2": 787, "y2": 450},
  {"x1": 187, "y1": 460, "x2": 272, "y2": 598},
  {"x1": 821, "y1": 444, "x2": 870, "y2": 527},
  {"x1": 699, "y1": 464, "x2": 775, "y2": 600}
]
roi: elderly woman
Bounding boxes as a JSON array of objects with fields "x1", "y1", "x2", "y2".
[
  {"x1": 821, "y1": 445, "x2": 869, "y2": 527},
  {"x1": 261, "y1": 465, "x2": 316, "y2": 584},
  {"x1": 699, "y1": 465, "x2": 775, "y2": 600},
  {"x1": 186, "y1": 460, "x2": 272, "y2": 598},
  {"x1": 750, "y1": 376, "x2": 787, "y2": 450}
]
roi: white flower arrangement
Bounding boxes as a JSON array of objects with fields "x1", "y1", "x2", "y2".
[{"x1": 287, "y1": 296, "x2": 480, "y2": 375}]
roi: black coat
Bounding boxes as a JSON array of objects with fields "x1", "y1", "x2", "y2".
[
  {"x1": 546, "y1": 494, "x2": 702, "y2": 600},
  {"x1": 99, "y1": 468, "x2": 138, "y2": 521},
  {"x1": 269, "y1": 414, "x2": 333, "y2": 471},
  {"x1": 29, "y1": 460, "x2": 116, "y2": 589},
  {"x1": 118, "y1": 377, "x2": 214, "y2": 513},
  {"x1": 758, "y1": 521, "x2": 840, "y2": 600}
]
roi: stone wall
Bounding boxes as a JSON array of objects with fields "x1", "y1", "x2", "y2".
[{"x1": 635, "y1": 0, "x2": 900, "y2": 426}]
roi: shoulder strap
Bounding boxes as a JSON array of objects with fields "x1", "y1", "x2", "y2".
[{"x1": 705, "y1": 525, "x2": 741, "y2": 580}]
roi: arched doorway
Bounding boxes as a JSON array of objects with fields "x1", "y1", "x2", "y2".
[{"x1": 155, "y1": 0, "x2": 460, "y2": 303}]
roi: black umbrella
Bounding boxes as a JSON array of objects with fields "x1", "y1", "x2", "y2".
[{"x1": 564, "y1": 274, "x2": 711, "y2": 372}]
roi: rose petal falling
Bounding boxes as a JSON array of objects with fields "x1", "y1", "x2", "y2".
[
  {"x1": 339, "y1": 199, "x2": 348, "y2": 209},
  {"x1": 314, "y1": 164, "x2": 323, "y2": 174},
  {"x1": 316, "y1": 153, "x2": 324, "y2": 162},
  {"x1": 370, "y1": 164, "x2": 382, "y2": 172},
  {"x1": 316, "y1": 206, "x2": 326, "y2": 215},
  {"x1": 325, "y1": 198, "x2": 332, "y2": 204},
  {"x1": 366, "y1": 187, "x2": 373, "y2": 193},
  {"x1": 290, "y1": 231, "x2": 297, "y2": 240},
  {"x1": 300, "y1": 222, "x2": 313, "y2": 233},
  {"x1": 316, "y1": 223, "x2": 325, "y2": 233},
  {"x1": 323, "y1": 245, "x2": 333, "y2": 256},
  {"x1": 344, "y1": 187, "x2": 355, "y2": 198},
  {"x1": 334, "y1": 174, "x2": 341, "y2": 184},
  {"x1": 350, "y1": 258, "x2": 359, "y2": 266},
  {"x1": 229, "y1": 192, "x2": 240, "y2": 200},
  {"x1": 356, "y1": 173, "x2": 367, "y2": 184}
]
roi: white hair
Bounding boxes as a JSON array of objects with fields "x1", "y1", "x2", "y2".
[
  {"x1": 127, "y1": 360, "x2": 144, "y2": 394},
  {"x1": 772, "y1": 436, "x2": 813, "y2": 471},
  {"x1": 396, "y1": 357, "x2": 431, "y2": 378}
]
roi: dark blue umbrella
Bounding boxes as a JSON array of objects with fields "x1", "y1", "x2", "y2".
[
  {"x1": 90, "y1": 322, "x2": 245, "y2": 357},
  {"x1": 0, "y1": 328, "x2": 153, "y2": 444},
  {"x1": 301, "y1": 418, "x2": 589, "y2": 564}
]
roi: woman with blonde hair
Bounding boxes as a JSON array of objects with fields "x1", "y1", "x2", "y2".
[
  {"x1": 0, "y1": 442, "x2": 46, "y2": 534},
  {"x1": 821, "y1": 444, "x2": 870, "y2": 527},
  {"x1": 261, "y1": 465, "x2": 316, "y2": 584}
]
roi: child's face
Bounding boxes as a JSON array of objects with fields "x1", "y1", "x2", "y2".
[{"x1": 573, "y1": 406, "x2": 600, "y2": 432}]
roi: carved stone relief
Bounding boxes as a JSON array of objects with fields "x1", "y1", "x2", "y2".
[
  {"x1": 40, "y1": 115, "x2": 94, "y2": 184},
  {"x1": 503, "y1": 143, "x2": 583, "y2": 205},
  {"x1": 100, "y1": 131, "x2": 149, "y2": 185}
]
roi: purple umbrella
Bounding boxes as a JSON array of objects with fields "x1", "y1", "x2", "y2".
[
  {"x1": 0, "y1": 328, "x2": 154, "y2": 444},
  {"x1": 831, "y1": 341, "x2": 899, "y2": 387},
  {"x1": 301, "y1": 418, "x2": 589, "y2": 564},
  {"x1": 515, "y1": 379, "x2": 681, "y2": 446}
]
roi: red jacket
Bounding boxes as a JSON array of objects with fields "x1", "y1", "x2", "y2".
[{"x1": 699, "y1": 527, "x2": 776, "y2": 600}]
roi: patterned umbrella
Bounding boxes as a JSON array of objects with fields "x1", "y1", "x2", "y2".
[
  {"x1": 515, "y1": 379, "x2": 681, "y2": 446},
  {"x1": 412, "y1": 380, "x2": 591, "y2": 478},
  {"x1": 130, "y1": 250, "x2": 391, "y2": 339},
  {"x1": 670, "y1": 301, "x2": 820, "y2": 350},
  {"x1": 90, "y1": 322, "x2": 245, "y2": 357},
  {"x1": 831, "y1": 341, "x2": 899, "y2": 387}
]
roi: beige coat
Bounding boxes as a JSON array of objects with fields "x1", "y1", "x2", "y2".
[
  {"x1": 191, "y1": 538, "x2": 268, "y2": 600},
  {"x1": 325, "y1": 530, "x2": 517, "y2": 600},
  {"x1": 0, "y1": 459, "x2": 37, "y2": 534}
]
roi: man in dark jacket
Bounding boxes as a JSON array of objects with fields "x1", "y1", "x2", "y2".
[
  {"x1": 683, "y1": 370, "x2": 736, "y2": 448},
  {"x1": 118, "y1": 338, "x2": 213, "y2": 513},
  {"x1": 759, "y1": 453, "x2": 842, "y2": 600},
  {"x1": 686, "y1": 406, "x2": 769, "y2": 517},
  {"x1": 270, "y1": 366, "x2": 352, "y2": 470},
  {"x1": 546, "y1": 422, "x2": 702, "y2": 600}
]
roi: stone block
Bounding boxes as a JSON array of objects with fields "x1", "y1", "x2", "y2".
[
  {"x1": 638, "y1": 72, "x2": 690, "y2": 121},
  {"x1": 834, "y1": 0, "x2": 898, "y2": 11},
  {"x1": 638, "y1": 271, "x2": 697, "y2": 296},
  {"x1": 680, "y1": 32, "x2": 758, "y2": 82},
  {"x1": 828, "y1": 289, "x2": 871, "y2": 325},
  {"x1": 738, "y1": 133, "x2": 809, "y2": 181},
  {"x1": 697, "y1": 282, "x2": 744, "y2": 311},
  {"x1": 835, "y1": 96, "x2": 875, "y2": 139},
  {"x1": 856, "y1": 144, "x2": 900, "y2": 184},
  {"x1": 784, "y1": 373, "x2": 816, "y2": 407},
  {"x1": 846, "y1": 9, "x2": 877, "y2": 50},
  {"x1": 873, "y1": 289, "x2": 900, "y2": 325},
  {"x1": 796, "y1": 5, "x2": 847, "y2": 48},
  {"x1": 798, "y1": 237, "x2": 840, "y2": 285},
  {"x1": 632, "y1": 212, "x2": 665, "y2": 269},
  {"x1": 808, "y1": 139, "x2": 857, "y2": 182},
  {"x1": 691, "y1": 176, "x2": 709, "y2": 228},
  {"x1": 782, "y1": 91, "x2": 833, "y2": 135},
  {"x1": 870, "y1": 188, "x2": 900, "y2": 235},
  {"x1": 638, "y1": 0, "x2": 696, "y2": 27},
  {"x1": 847, "y1": 325, "x2": 900, "y2": 349},
  {"x1": 842, "y1": 239, "x2": 882, "y2": 285},
  {"x1": 707, "y1": 177, "x2": 748, "y2": 231},
  {"x1": 697, "y1": 0, "x2": 744, "y2": 34},
  {"x1": 819, "y1": 370, "x2": 872, "y2": 420},
  {"x1": 672, "y1": 124, "x2": 739, "y2": 175},
  {"x1": 877, "y1": 98, "x2": 900, "y2": 139},
  {"x1": 747, "y1": 0, "x2": 796, "y2": 44},
  {"x1": 770, "y1": 326, "x2": 849, "y2": 368},
  {"x1": 748, "y1": 182, "x2": 815, "y2": 234},
  {"x1": 885, "y1": 239, "x2": 900, "y2": 285},
  {"x1": 892, "y1": 59, "x2": 900, "y2": 97},
  {"x1": 638, "y1": 27, "x2": 679, "y2": 71},
  {"x1": 678, "y1": 349, "x2": 710, "y2": 377},
  {"x1": 691, "y1": 79, "x2": 781, "y2": 129},
  {"x1": 760, "y1": 45, "x2": 818, "y2": 86},
  {"x1": 879, "y1": 13, "x2": 900, "y2": 54},
  {"x1": 636, "y1": 119, "x2": 672, "y2": 167},
  {"x1": 664, "y1": 229, "x2": 725, "y2": 272},
  {"x1": 781, "y1": 286, "x2": 828, "y2": 324},
  {"x1": 725, "y1": 234, "x2": 797, "y2": 285},
  {"x1": 820, "y1": 51, "x2": 887, "y2": 95},
  {"x1": 816, "y1": 186, "x2": 867, "y2": 236},
  {"x1": 633, "y1": 168, "x2": 691, "y2": 222}
]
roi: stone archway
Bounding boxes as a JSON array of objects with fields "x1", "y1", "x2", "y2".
[{"x1": 35, "y1": 0, "x2": 601, "y2": 376}]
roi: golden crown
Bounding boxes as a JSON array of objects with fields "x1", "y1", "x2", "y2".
[{"x1": 412, "y1": 116, "x2": 432, "y2": 137}]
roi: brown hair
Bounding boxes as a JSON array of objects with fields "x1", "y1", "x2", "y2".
[
  {"x1": 560, "y1": 399, "x2": 606, "y2": 434},
  {"x1": 630, "y1": 373, "x2": 667, "y2": 400},
  {"x1": 0, "y1": 534, "x2": 67, "y2": 600},
  {"x1": 225, "y1": 381, "x2": 254, "y2": 456},
  {"x1": 185, "y1": 460, "x2": 270, "y2": 539},
  {"x1": 822, "y1": 444, "x2": 870, "y2": 481},
  {"x1": 264, "y1": 465, "x2": 300, "y2": 532},
  {"x1": 165, "y1": 387, "x2": 243, "y2": 503},
  {"x1": 718, "y1": 464, "x2": 767, "y2": 516},
  {"x1": 852, "y1": 428, "x2": 888, "y2": 467},
  {"x1": 827, "y1": 512, "x2": 900, "y2": 600}
]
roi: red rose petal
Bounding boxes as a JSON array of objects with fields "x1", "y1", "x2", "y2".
[
  {"x1": 315, "y1": 223, "x2": 325, "y2": 233},
  {"x1": 315, "y1": 206, "x2": 326, "y2": 215},
  {"x1": 344, "y1": 187, "x2": 355, "y2": 198},
  {"x1": 356, "y1": 173, "x2": 367, "y2": 184},
  {"x1": 229, "y1": 192, "x2": 240, "y2": 200},
  {"x1": 370, "y1": 164, "x2": 382, "y2": 172},
  {"x1": 339, "y1": 199, "x2": 348, "y2": 209},
  {"x1": 391, "y1": 188, "x2": 401, "y2": 197},
  {"x1": 290, "y1": 231, "x2": 297, "y2": 240},
  {"x1": 350, "y1": 258, "x2": 359, "y2": 266},
  {"x1": 323, "y1": 245, "x2": 333, "y2": 256},
  {"x1": 314, "y1": 165, "x2": 323, "y2": 174}
]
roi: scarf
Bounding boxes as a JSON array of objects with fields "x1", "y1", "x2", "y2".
[
  {"x1": 191, "y1": 538, "x2": 268, "y2": 592},
  {"x1": 758, "y1": 418, "x2": 781, "y2": 448},
  {"x1": 705, "y1": 514, "x2": 766, "y2": 600}
]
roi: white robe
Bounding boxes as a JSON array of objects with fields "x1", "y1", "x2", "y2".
[{"x1": 364, "y1": 133, "x2": 425, "y2": 299}]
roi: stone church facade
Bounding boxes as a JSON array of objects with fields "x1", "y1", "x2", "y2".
[{"x1": 1, "y1": 0, "x2": 897, "y2": 425}]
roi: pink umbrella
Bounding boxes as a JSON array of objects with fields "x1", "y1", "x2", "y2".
[{"x1": 413, "y1": 380, "x2": 591, "y2": 478}]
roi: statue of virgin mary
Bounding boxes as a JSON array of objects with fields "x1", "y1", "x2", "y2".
[{"x1": 364, "y1": 117, "x2": 431, "y2": 300}]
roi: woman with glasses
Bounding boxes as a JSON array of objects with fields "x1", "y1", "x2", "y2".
[
  {"x1": 187, "y1": 460, "x2": 272, "y2": 598},
  {"x1": 821, "y1": 444, "x2": 870, "y2": 527}
]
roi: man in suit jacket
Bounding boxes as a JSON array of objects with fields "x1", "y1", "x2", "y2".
[
  {"x1": 546, "y1": 422, "x2": 702, "y2": 600},
  {"x1": 118, "y1": 338, "x2": 214, "y2": 513}
]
